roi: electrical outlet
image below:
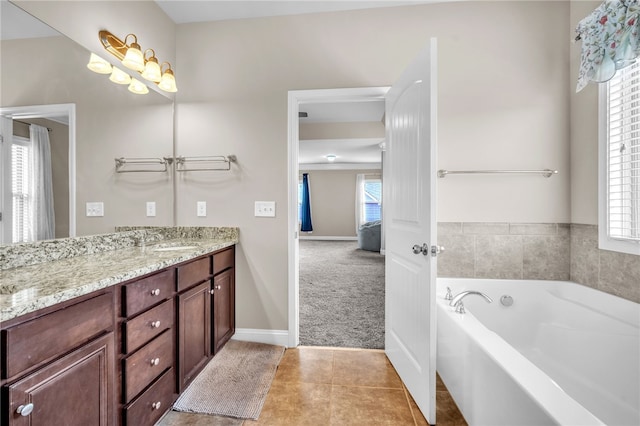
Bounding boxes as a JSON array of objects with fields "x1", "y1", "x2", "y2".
[
  {"x1": 86, "y1": 202, "x2": 104, "y2": 217},
  {"x1": 146, "y1": 202, "x2": 156, "y2": 217},
  {"x1": 255, "y1": 201, "x2": 276, "y2": 217},
  {"x1": 197, "y1": 201, "x2": 207, "y2": 217}
]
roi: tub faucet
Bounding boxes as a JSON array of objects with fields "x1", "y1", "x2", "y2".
[{"x1": 449, "y1": 291, "x2": 493, "y2": 314}]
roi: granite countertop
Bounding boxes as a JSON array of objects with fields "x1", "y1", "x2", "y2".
[{"x1": 0, "y1": 237, "x2": 237, "y2": 322}]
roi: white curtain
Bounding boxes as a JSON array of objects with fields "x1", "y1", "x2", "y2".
[
  {"x1": 28, "y1": 124, "x2": 55, "y2": 240},
  {"x1": 355, "y1": 173, "x2": 365, "y2": 233}
]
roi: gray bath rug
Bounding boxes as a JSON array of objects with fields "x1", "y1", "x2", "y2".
[
  {"x1": 172, "y1": 340, "x2": 285, "y2": 420},
  {"x1": 299, "y1": 240, "x2": 385, "y2": 349}
]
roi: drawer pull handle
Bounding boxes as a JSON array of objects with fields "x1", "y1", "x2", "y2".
[
  {"x1": 150, "y1": 289, "x2": 161, "y2": 296},
  {"x1": 150, "y1": 357, "x2": 160, "y2": 366},
  {"x1": 152, "y1": 401, "x2": 162, "y2": 410},
  {"x1": 16, "y1": 403, "x2": 34, "y2": 417},
  {"x1": 151, "y1": 320, "x2": 161, "y2": 328}
]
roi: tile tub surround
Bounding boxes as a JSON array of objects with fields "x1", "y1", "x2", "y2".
[
  {"x1": 0, "y1": 230, "x2": 238, "y2": 321},
  {"x1": 438, "y1": 222, "x2": 639, "y2": 303},
  {"x1": 0, "y1": 226, "x2": 239, "y2": 270},
  {"x1": 570, "y1": 224, "x2": 640, "y2": 303},
  {"x1": 437, "y1": 223, "x2": 571, "y2": 281}
]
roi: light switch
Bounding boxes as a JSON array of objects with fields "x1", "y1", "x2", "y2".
[
  {"x1": 197, "y1": 201, "x2": 207, "y2": 217},
  {"x1": 86, "y1": 202, "x2": 104, "y2": 217},
  {"x1": 146, "y1": 202, "x2": 156, "y2": 217},
  {"x1": 255, "y1": 201, "x2": 276, "y2": 217}
]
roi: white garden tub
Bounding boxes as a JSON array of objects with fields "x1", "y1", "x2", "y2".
[{"x1": 436, "y1": 278, "x2": 639, "y2": 426}]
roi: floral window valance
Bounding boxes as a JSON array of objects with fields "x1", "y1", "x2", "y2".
[{"x1": 576, "y1": 0, "x2": 639, "y2": 92}]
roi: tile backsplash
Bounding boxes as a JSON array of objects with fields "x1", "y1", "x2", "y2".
[{"x1": 438, "y1": 222, "x2": 639, "y2": 303}]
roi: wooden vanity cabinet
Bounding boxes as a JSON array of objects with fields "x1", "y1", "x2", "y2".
[{"x1": 1, "y1": 290, "x2": 116, "y2": 426}]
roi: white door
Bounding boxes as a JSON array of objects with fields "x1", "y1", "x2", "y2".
[
  {"x1": 0, "y1": 116, "x2": 14, "y2": 244},
  {"x1": 384, "y1": 38, "x2": 438, "y2": 424}
]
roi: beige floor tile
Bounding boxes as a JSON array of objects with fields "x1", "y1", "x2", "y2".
[
  {"x1": 330, "y1": 385, "x2": 415, "y2": 425},
  {"x1": 404, "y1": 386, "x2": 430, "y2": 426},
  {"x1": 275, "y1": 347, "x2": 334, "y2": 384},
  {"x1": 436, "y1": 390, "x2": 467, "y2": 426},
  {"x1": 245, "y1": 381, "x2": 332, "y2": 426},
  {"x1": 332, "y1": 350, "x2": 402, "y2": 389}
]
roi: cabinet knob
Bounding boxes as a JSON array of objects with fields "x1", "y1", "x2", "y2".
[
  {"x1": 150, "y1": 357, "x2": 160, "y2": 366},
  {"x1": 215, "y1": 285, "x2": 221, "y2": 290},
  {"x1": 151, "y1": 401, "x2": 162, "y2": 410},
  {"x1": 150, "y1": 320, "x2": 161, "y2": 328},
  {"x1": 150, "y1": 289, "x2": 161, "y2": 296},
  {"x1": 16, "y1": 403, "x2": 34, "y2": 417},
  {"x1": 210, "y1": 289, "x2": 215, "y2": 294}
]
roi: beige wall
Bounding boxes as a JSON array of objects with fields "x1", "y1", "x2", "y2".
[
  {"x1": 569, "y1": 0, "x2": 600, "y2": 225},
  {"x1": 299, "y1": 122, "x2": 385, "y2": 140},
  {"x1": 1, "y1": 36, "x2": 174, "y2": 237},
  {"x1": 175, "y1": 1, "x2": 570, "y2": 330},
  {"x1": 299, "y1": 169, "x2": 380, "y2": 238}
]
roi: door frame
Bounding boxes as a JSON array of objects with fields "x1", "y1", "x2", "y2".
[
  {"x1": 0, "y1": 103, "x2": 77, "y2": 240},
  {"x1": 286, "y1": 87, "x2": 389, "y2": 348}
]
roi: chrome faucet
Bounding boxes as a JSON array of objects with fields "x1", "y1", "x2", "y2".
[{"x1": 449, "y1": 291, "x2": 493, "y2": 314}]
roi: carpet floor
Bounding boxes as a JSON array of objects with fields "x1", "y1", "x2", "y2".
[
  {"x1": 172, "y1": 340, "x2": 285, "y2": 420},
  {"x1": 299, "y1": 240, "x2": 385, "y2": 349}
]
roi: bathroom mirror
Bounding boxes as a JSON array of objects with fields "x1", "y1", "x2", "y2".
[{"x1": 0, "y1": 1, "x2": 174, "y2": 245}]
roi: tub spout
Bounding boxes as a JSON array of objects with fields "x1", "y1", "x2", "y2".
[{"x1": 450, "y1": 291, "x2": 493, "y2": 314}]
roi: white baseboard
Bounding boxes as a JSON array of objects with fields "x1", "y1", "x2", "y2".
[
  {"x1": 232, "y1": 328, "x2": 290, "y2": 347},
  {"x1": 299, "y1": 236, "x2": 358, "y2": 241}
]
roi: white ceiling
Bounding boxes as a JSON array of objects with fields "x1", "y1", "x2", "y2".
[{"x1": 155, "y1": 1, "x2": 433, "y2": 24}]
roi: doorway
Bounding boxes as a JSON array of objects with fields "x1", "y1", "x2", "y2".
[
  {"x1": 287, "y1": 87, "x2": 389, "y2": 348},
  {"x1": 0, "y1": 103, "x2": 76, "y2": 243}
]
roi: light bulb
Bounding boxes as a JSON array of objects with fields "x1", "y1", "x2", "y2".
[
  {"x1": 128, "y1": 78, "x2": 149, "y2": 95},
  {"x1": 121, "y1": 35, "x2": 144, "y2": 72},
  {"x1": 87, "y1": 53, "x2": 112, "y2": 74},
  {"x1": 158, "y1": 68, "x2": 178, "y2": 93},
  {"x1": 141, "y1": 58, "x2": 162, "y2": 83},
  {"x1": 109, "y1": 66, "x2": 131, "y2": 84}
]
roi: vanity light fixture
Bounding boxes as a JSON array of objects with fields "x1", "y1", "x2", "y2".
[
  {"x1": 86, "y1": 53, "x2": 112, "y2": 74},
  {"x1": 326, "y1": 154, "x2": 337, "y2": 162},
  {"x1": 109, "y1": 66, "x2": 132, "y2": 85},
  {"x1": 141, "y1": 49, "x2": 162, "y2": 83},
  {"x1": 94, "y1": 30, "x2": 178, "y2": 94},
  {"x1": 128, "y1": 78, "x2": 149, "y2": 95}
]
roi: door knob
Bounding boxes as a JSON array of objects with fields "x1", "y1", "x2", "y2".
[{"x1": 412, "y1": 243, "x2": 428, "y2": 255}]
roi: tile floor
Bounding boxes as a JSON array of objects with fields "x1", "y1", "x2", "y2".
[{"x1": 158, "y1": 346, "x2": 467, "y2": 426}]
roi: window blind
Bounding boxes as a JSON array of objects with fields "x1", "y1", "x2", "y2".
[
  {"x1": 606, "y1": 61, "x2": 640, "y2": 242},
  {"x1": 11, "y1": 142, "x2": 30, "y2": 243}
]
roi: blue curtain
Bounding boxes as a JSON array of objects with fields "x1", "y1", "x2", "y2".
[{"x1": 300, "y1": 173, "x2": 313, "y2": 232}]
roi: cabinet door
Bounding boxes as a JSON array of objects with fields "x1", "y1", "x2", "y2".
[
  {"x1": 212, "y1": 268, "x2": 235, "y2": 355},
  {"x1": 5, "y1": 333, "x2": 115, "y2": 426},
  {"x1": 177, "y1": 281, "x2": 211, "y2": 392}
]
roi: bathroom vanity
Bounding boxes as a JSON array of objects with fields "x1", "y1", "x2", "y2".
[{"x1": 0, "y1": 228, "x2": 238, "y2": 425}]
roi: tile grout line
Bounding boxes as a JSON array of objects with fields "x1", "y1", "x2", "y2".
[{"x1": 402, "y1": 383, "x2": 419, "y2": 426}]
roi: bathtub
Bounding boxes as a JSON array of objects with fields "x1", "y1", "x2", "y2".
[{"x1": 436, "y1": 278, "x2": 639, "y2": 426}]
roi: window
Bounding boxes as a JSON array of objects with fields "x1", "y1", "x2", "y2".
[
  {"x1": 356, "y1": 174, "x2": 381, "y2": 230},
  {"x1": 599, "y1": 60, "x2": 640, "y2": 255},
  {"x1": 11, "y1": 136, "x2": 31, "y2": 243}
]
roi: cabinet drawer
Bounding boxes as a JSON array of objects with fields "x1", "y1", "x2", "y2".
[
  {"x1": 124, "y1": 367, "x2": 174, "y2": 426},
  {"x1": 177, "y1": 256, "x2": 211, "y2": 292},
  {"x1": 3, "y1": 292, "x2": 113, "y2": 380},
  {"x1": 213, "y1": 247, "x2": 234, "y2": 275},
  {"x1": 124, "y1": 299, "x2": 174, "y2": 354},
  {"x1": 123, "y1": 269, "x2": 174, "y2": 317},
  {"x1": 124, "y1": 329, "x2": 173, "y2": 402}
]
